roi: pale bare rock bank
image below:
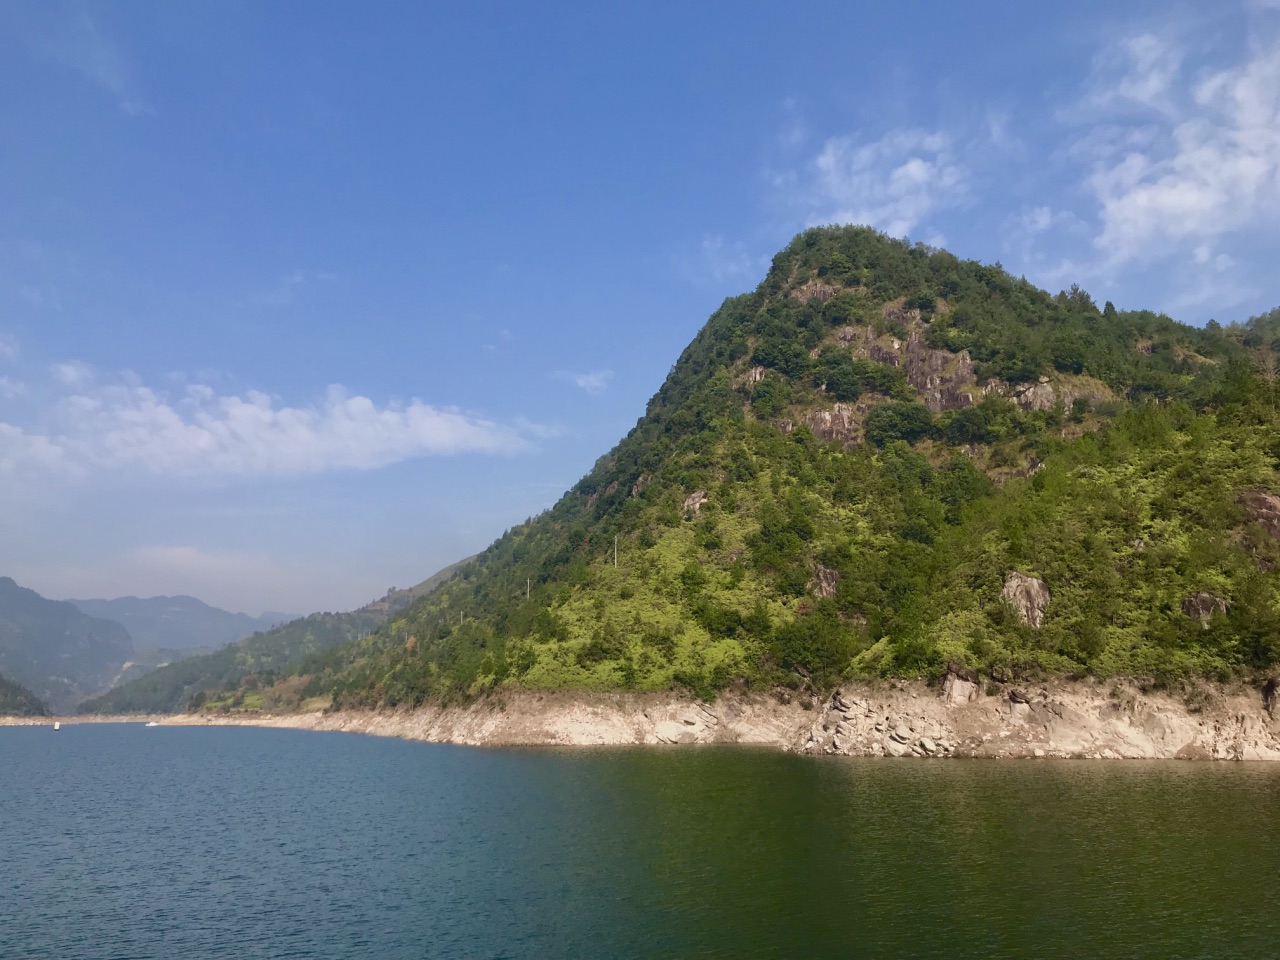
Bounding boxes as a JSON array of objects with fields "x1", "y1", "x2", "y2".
[{"x1": 10, "y1": 679, "x2": 1280, "y2": 760}]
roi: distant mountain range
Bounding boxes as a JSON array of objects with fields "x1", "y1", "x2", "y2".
[
  {"x1": 79, "y1": 559, "x2": 470, "y2": 714},
  {"x1": 69, "y1": 595, "x2": 292, "y2": 652},
  {"x1": 1, "y1": 566, "x2": 467, "y2": 715},
  {"x1": 0, "y1": 577, "x2": 295, "y2": 714},
  {"x1": 0, "y1": 577, "x2": 134, "y2": 714}
]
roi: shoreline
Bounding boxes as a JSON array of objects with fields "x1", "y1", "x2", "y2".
[{"x1": 7, "y1": 678, "x2": 1280, "y2": 760}]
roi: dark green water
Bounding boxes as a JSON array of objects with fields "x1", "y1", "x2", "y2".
[{"x1": 2, "y1": 725, "x2": 1278, "y2": 959}]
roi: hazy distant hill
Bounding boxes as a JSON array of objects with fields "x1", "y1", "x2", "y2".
[
  {"x1": 0, "y1": 672, "x2": 50, "y2": 716},
  {"x1": 0, "y1": 577, "x2": 134, "y2": 713},
  {"x1": 70, "y1": 595, "x2": 292, "y2": 652},
  {"x1": 78, "y1": 559, "x2": 470, "y2": 714}
]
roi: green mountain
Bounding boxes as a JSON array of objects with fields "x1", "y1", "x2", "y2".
[
  {"x1": 0, "y1": 672, "x2": 51, "y2": 716},
  {"x1": 69, "y1": 595, "x2": 291, "y2": 652},
  {"x1": 0, "y1": 577, "x2": 135, "y2": 713},
  {"x1": 78, "y1": 560, "x2": 469, "y2": 714},
  {"x1": 192, "y1": 227, "x2": 1280, "y2": 709}
]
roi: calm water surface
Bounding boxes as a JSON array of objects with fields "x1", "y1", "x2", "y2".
[{"x1": 2, "y1": 724, "x2": 1278, "y2": 959}]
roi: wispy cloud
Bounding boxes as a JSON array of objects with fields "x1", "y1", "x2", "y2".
[
  {"x1": 0, "y1": 377, "x2": 26, "y2": 399},
  {"x1": 692, "y1": 235, "x2": 762, "y2": 285},
  {"x1": 1072, "y1": 32, "x2": 1280, "y2": 267},
  {"x1": 1081, "y1": 33, "x2": 1186, "y2": 118},
  {"x1": 0, "y1": 370, "x2": 538, "y2": 481},
  {"x1": 50, "y1": 360, "x2": 94, "y2": 386},
  {"x1": 0, "y1": 335, "x2": 17, "y2": 362},
  {"x1": 28, "y1": 8, "x2": 154, "y2": 117},
  {"x1": 791, "y1": 128, "x2": 969, "y2": 238},
  {"x1": 554, "y1": 370, "x2": 613, "y2": 394}
]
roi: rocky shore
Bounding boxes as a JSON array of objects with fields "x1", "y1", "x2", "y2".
[{"x1": 10, "y1": 677, "x2": 1280, "y2": 760}]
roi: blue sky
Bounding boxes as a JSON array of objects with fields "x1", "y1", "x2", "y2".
[{"x1": 1, "y1": 1, "x2": 1278, "y2": 615}]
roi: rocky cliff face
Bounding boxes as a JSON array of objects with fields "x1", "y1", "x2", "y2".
[
  {"x1": 789, "y1": 299, "x2": 1115, "y2": 449},
  {"x1": 802, "y1": 402, "x2": 864, "y2": 444},
  {"x1": 983, "y1": 373, "x2": 1112, "y2": 413}
]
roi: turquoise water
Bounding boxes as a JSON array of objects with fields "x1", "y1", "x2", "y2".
[{"x1": 2, "y1": 724, "x2": 1279, "y2": 959}]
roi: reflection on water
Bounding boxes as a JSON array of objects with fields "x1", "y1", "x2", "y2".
[{"x1": 2, "y1": 727, "x2": 1278, "y2": 959}]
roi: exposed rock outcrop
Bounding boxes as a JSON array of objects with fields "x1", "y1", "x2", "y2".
[
  {"x1": 983, "y1": 375, "x2": 1111, "y2": 413},
  {"x1": 682, "y1": 490, "x2": 708, "y2": 517},
  {"x1": 791, "y1": 279, "x2": 839, "y2": 303},
  {"x1": 792, "y1": 680, "x2": 1280, "y2": 761},
  {"x1": 866, "y1": 343, "x2": 901, "y2": 367},
  {"x1": 1240, "y1": 491, "x2": 1280, "y2": 539},
  {"x1": 811, "y1": 563, "x2": 840, "y2": 599},
  {"x1": 803, "y1": 403, "x2": 861, "y2": 444},
  {"x1": 1182, "y1": 592, "x2": 1228, "y2": 628},
  {"x1": 1002, "y1": 572, "x2": 1050, "y2": 629},
  {"x1": 902, "y1": 340, "x2": 977, "y2": 412},
  {"x1": 940, "y1": 668, "x2": 979, "y2": 705}
]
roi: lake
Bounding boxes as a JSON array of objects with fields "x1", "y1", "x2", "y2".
[{"x1": 2, "y1": 724, "x2": 1278, "y2": 959}]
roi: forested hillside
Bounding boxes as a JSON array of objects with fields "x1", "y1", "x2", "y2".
[{"x1": 171, "y1": 227, "x2": 1280, "y2": 709}]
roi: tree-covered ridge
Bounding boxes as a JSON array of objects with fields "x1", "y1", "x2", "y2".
[
  {"x1": 0, "y1": 672, "x2": 50, "y2": 716},
  {"x1": 209, "y1": 227, "x2": 1280, "y2": 708}
]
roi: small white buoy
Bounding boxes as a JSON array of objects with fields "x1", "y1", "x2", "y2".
[{"x1": 53, "y1": 721, "x2": 61, "y2": 731}]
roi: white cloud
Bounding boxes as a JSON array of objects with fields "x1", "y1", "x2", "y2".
[
  {"x1": 1077, "y1": 36, "x2": 1280, "y2": 265},
  {"x1": 0, "y1": 377, "x2": 25, "y2": 399},
  {"x1": 0, "y1": 421, "x2": 71, "y2": 475},
  {"x1": 1086, "y1": 34, "x2": 1185, "y2": 116},
  {"x1": 1004, "y1": 205, "x2": 1088, "y2": 253},
  {"x1": 803, "y1": 129, "x2": 968, "y2": 237},
  {"x1": 0, "y1": 335, "x2": 17, "y2": 362},
  {"x1": 554, "y1": 370, "x2": 613, "y2": 394},
  {"x1": 51, "y1": 360, "x2": 94, "y2": 386},
  {"x1": 0, "y1": 374, "x2": 534, "y2": 480}
]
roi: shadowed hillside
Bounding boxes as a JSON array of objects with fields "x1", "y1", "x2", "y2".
[{"x1": 0, "y1": 672, "x2": 50, "y2": 716}]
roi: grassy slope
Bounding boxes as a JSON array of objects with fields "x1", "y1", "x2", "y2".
[{"x1": 228, "y1": 227, "x2": 1280, "y2": 708}]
